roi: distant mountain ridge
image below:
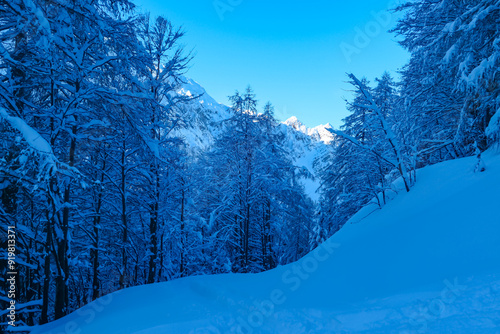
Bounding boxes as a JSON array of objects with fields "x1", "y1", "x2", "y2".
[
  {"x1": 283, "y1": 116, "x2": 334, "y2": 144},
  {"x1": 174, "y1": 77, "x2": 332, "y2": 201}
]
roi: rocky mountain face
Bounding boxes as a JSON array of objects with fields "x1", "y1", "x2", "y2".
[{"x1": 282, "y1": 116, "x2": 334, "y2": 144}]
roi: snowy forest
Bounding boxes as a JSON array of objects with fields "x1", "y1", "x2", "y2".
[{"x1": 0, "y1": 0, "x2": 499, "y2": 329}]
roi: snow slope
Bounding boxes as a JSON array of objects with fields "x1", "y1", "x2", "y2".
[{"x1": 30, "y1": 151, "x2": 500, "y2": 334}]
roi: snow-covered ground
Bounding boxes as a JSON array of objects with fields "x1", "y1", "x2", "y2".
[{"x1": 30, "y1": 150, "x2": 500, "y2": 334}]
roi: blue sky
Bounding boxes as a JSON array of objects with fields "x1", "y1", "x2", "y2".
[{"x1": 134, "y1": 0, "x2": 409, "y2": 128}]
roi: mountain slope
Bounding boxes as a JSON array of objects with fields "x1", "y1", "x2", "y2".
[
  {"x1": 174, "y1": 78, "x2": 330, "y2": 201},
  {"x1": 173, "y1": 77, "x2": 233, "y2": 150},
  {"x1": 283, "y1": 116, "x2": 334, "y2": 144},
  {"x1": 30, "y1": 150, "x2": 500, "y2": 334}
]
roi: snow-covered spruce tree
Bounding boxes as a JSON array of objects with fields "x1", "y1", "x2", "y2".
[
  {"x1": 344, "y1": 76, "x2": 393, "y2": 202},
  {"x1": 254, "y1": 102, "x2": 314, "y2": 267},
  {"x1": 190, "y1": 152, "x2": 235, "y2": 275},
  {"x1": 372, "y1": 72, "x2": 416, "y2": 187},
  {"x1": 134, "y1": 14, "x2": 192, "y2": 284},
  {"x1": 71, "y1": 45, "x2": 151, "y2": 301},
  {"x1": 393, "y1": 0, "x2": 500, "y2": 160},
  {"x1": 198, "y1": 90, "x2": 314, "y2": 273},
  {"x1": 100, "y1": 103, "x2": 145, "y2": 291},
  {"x1": 319, "y1": 73, "x2": 411, "y2": 237},
  {"x1": 336, "y1": 74, "x2": 411, "y2": 192},
  {"x1": 152, "y1": 140, "x2": 201, "y2": 281},
  {"x1": 205, "y1": 88, "x2": 262, "y2": 273},
  {"x1": 317, "y1": 77, "x2": 378, "y2": 236}
]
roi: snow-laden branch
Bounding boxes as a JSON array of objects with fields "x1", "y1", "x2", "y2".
[
  {"x1": 328, "y1": 128, "x2": 398, "y2": 168},
  {"x1": 0, "y1": 107, "x2": 53, "y2": 155}
]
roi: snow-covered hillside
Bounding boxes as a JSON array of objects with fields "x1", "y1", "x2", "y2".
[
  {"x1": 172, "y1": 77, "x2": 233, "y2": 150},
  {"x1": 30, "y1": 150, "x2": 500, "y2": 334},
  {"x1": 174, "y1": 78, "x2": 331, "y2": 201}
]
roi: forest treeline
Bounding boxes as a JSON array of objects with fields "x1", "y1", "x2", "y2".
[{"x1": 0, "y1": 0, "x2": 498, "y2": 328}]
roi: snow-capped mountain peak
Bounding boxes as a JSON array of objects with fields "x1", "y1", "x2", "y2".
[
  {"x1": 283, "y1": 116, "x2": 334, "y2": 144},
  {"x1": 309, "y1": 123, "x2": 334, "y2": 144},
  {"x1": 284, "y1": 116, "x2": 307, "y2": 132}
]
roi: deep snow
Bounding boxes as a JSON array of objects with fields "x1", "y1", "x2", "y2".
[{"x1": 29, "y1": 150, "x2": 500, "y2": 334}]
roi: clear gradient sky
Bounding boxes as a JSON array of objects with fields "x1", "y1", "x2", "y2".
[{"x1": 134, "y1": 0, "x2": 409, "y2": 128}]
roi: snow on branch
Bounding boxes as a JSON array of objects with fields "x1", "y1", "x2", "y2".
[
  {"x1": 0, "y1": 108, "x2": 53, "y2": 155},
  {"x1": 0, "y1": 107, "x2": 65, "y2": 179},
  {"x1": 486, "y1": 107, "x2": 500, "y2": 145},
  {"x1": 327, "y1": 127, "x2": 398, "y2": 167},
  {"x1": 340, "y1": 74, "x2": 412, "y2": 192}
]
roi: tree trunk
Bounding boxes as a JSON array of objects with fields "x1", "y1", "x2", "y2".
[
  {"x1": 119, "y1": 144, "x2": 128, "y2": 289},
  {"x1": 92, "y1": 158, "x2": 105, "y2": 300},
  {"x1": 55, "y1": 122, "x2": 76, "y2": 319},
  {"x1": 179, "y1": 187, "x2": 186, "y2": 277}
]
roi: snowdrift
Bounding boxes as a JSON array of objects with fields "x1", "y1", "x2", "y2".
[{"x1": 31, "y1": 151, "x2": 500, "y2": 333}]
